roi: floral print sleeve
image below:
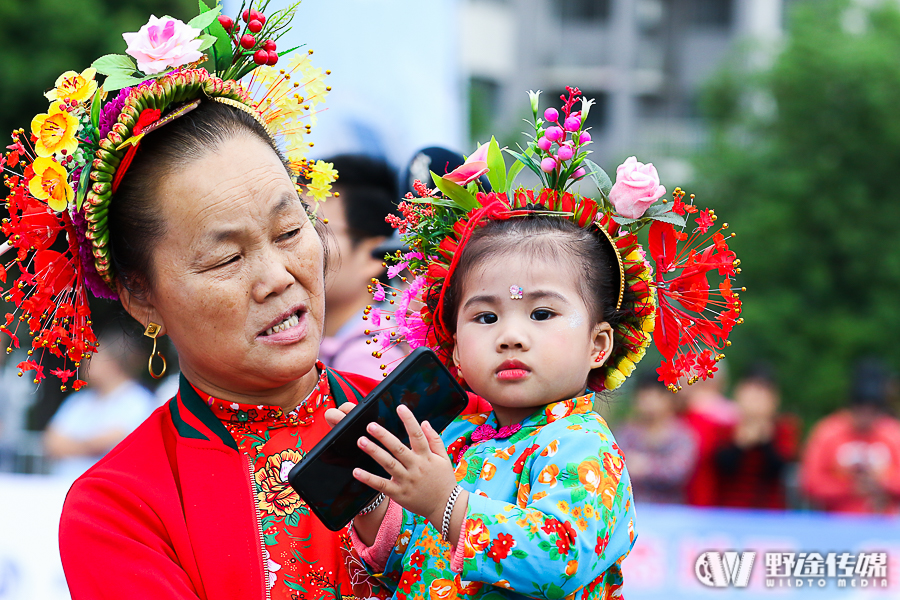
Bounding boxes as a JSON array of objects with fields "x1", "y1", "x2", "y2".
[{"x1": 364, "y1": 394, "x2": 637, "y2": 600}]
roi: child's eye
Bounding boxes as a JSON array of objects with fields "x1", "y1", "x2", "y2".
[
  {"x1": 474, "y1": 312, "x2": 498, "y2": 324},
  {"x1": 531, "y1": 309, "x2": 554, "y2": 321}
]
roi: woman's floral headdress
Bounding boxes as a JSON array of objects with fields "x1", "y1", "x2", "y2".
[
  {"x1": 366, "y1": 87, "x2": 743, "y2": 392},
  {"x1": 0, "y1": 1, "x2": 336, "y2": 389}
]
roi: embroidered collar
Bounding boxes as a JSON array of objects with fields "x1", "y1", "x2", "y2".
[
  {"x1": 200, "y1": 361, "x2": 330, "y2": 428},
  {"x1": 459, "y1": 392, "x2": 595, "y2": 459}
]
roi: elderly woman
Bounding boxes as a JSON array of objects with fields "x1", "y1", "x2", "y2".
[{"x1": 0, "y1": 7, "x2": 485, "y2": 600}]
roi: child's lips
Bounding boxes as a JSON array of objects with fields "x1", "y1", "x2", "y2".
[{"x1": 496, "y1": 359, "x2": 530, "y2": 380}]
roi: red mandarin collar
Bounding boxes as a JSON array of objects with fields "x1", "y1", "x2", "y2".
[{"x1": 196, "y1": 361, "x2": 330, "y2": 427}]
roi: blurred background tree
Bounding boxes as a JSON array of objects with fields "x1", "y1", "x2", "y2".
[
  {"x1": 0, "y1": 0, "x2": 196, "y2": 142},
  {"x1": 695, "y1": 0, "x2": 900, "y2": 424}
]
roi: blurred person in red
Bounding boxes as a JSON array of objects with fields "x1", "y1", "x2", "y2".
[
  {"x1": 44, "y1": 328, "x2": 156, "y2": 481},
  {"x1": 801, "y1": 360, "x2": 900, "y2": 514},
  {"x1": 713, "y1": 364, "x2": 800, "y2": 509},
  {"x1": 317, "y1": 154, "x2": 405, "y2": 378},
  {"x1": 617, "y1": 372, "x2": 698, "y2": 504},
  {"x1": 678, "y1": 363, "x2": 733, "y2": 505}
]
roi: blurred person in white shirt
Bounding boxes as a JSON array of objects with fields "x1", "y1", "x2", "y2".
[{"x1": 44, "y1": 328, "x2": 155, "y2": 481}]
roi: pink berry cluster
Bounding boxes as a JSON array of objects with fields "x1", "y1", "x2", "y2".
[
  {"x1": 535, "y1": 86, "x2": 591, "y2": 180},
  {"x1": 218, "y1": 8, "x2": 279, "y2": 66}
]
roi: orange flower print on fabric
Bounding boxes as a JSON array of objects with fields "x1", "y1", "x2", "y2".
[
  {"x1": 577, "y1": 458, "x2": 603, "y2": 495},
  {"x1": 255, "y1": 448, "x2": 305, "y2": 516},
  {"x1": 539, "y1": 439, "x2": 559, "y2": 457},
  {"x1": 494, "y1": 445, "x2": 516, "y2": 460},
  {"x1": 429, "y1": 578, "x2": 459, "y2": 600},
  {"x1": 566, "y1": 559, "x2": 579, "y2": 576},
  {"x1": 537, "y1": 464, "x2": 560, "y2": 487},
  {"x1": 481, "y1": 461, "x2": 497, "y2": 481},
  {"x1": 545, "y1": 399, "x2": 575, "y2": 423},
  {"x1": 30, "y1": 101, "x2": 79, "y2": 157},
  {"x1": 464, "y1": 518, "x2": 491, "y2": 559},
  {"x1": 516, "y1": 482, "x2": 531, "y2": 508}
]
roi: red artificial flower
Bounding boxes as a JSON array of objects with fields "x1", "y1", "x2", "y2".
[
  {"x1": 50, "y1": 368, "x2": 76, "y2": 383},
  {"x1": 695, "y1": 209, "x2": 714, "y2": 234}
]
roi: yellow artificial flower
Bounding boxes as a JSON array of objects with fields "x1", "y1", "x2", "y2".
[
  {"x1": 605, "y1": 368, "x2": 627, "y2": 391},
  {"x1": 617, "y1": 356, "x2": 636, "y2": 377},
  {"x1": 31, "y1": 102, "x2": 79, "y2": 157},
  {"x1": 28, "y1": 157, "x2": 73, "y2": 211},
  {"x1": 45, "y1": 68, "x2": 98, "y2": 104},
  {"x1": 310, "y1": 160, "x2": 338, "y2": 188}
]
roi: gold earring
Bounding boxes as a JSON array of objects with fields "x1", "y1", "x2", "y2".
[{"x1": 144, "y1": 322, "x2": 167, "y2": 379}]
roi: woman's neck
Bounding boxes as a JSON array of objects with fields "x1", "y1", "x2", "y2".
[{"x1": 179, "y1": 362, "x2": 321, "y2": 412}]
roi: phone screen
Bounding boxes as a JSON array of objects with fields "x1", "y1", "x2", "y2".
[{"x1": 289, "y1": 348, "x2": 468, "y2": 531}]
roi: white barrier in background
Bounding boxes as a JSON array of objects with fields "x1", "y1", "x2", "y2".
[{"x1": 0, "y1": 474, "x2": 70, "y2": 600}]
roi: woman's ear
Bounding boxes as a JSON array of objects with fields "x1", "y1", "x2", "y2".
[
  {"x1": 452, "y1": 334, "x2": 461, "y2": 370},
  {"x1": 589, "y1": 321, "x2": 614, "y2": 369},
  {"x1": 117, "y1": 281, "x2": 167, "y2": 337}
]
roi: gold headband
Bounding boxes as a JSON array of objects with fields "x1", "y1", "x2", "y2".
[
  {"x1": 594, "y1": 223, "x2": 625, "y2": 311},
  {"x1": 211, "y1": 96, "x2": 276, "y2": 141}
]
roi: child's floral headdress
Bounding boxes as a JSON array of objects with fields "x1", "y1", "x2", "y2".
[
  {"x1": 366, "y1": 87, "x2": 742, "y2": 392},
  {"x1": 0, "y1": 1, "x2": 336, "y2": 389}
]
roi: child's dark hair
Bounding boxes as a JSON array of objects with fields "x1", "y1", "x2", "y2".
[{"x1": 430, "y1": 215, "x2": 634, "y2": 334}]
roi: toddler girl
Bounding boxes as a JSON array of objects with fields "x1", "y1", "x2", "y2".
[{"x1": 326, "y1": 89, "x2": 740, "y2": 600}]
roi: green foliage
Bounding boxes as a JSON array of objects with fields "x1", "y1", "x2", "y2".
[
  {"x1": 0, "y1": 0, "x2": 198, "y2": 145},
  {"x1": 695, "y1": 0, "x2": 900, "y2": 423}
]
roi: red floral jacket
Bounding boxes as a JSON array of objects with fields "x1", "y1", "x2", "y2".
[{"x1": 59, "y1": 368, "x2": 487, "y2": 600}]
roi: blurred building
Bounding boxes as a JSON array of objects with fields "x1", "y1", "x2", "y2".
[{"x1": 463, "y1": 0, "x2": 785, "y2": 177}]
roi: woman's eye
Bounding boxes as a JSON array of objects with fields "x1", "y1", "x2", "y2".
[
  {"x1": 531, "y1": 309, "x2": 554, "y2": 321},
  {"x1": 474, "y1": 312, "x2": 498, "y2": 325},
  {"x1": 217, "y1": 255, "x2": 240, "y2": 268},
  {"x1": 278, "y1": 228, "x2": 301, "y2": 242}
]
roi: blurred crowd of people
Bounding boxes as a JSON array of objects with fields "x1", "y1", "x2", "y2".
[
  {"x1": 617, "y1": 360, "x2": 900, "y2": 515},
  {"x1": 1, "y1": 150, "x2": 899, "y2": 517}
]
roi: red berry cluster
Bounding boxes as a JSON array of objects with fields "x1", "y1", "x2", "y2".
[{"x1": 217, "y1": 8, "x2": 278, "y2": 66}]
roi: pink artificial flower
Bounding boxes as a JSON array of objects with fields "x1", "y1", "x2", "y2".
[
  {"x1": 370, "y1": 308, "x2": 381, "y2": 327},
  {"x1": 123, "y1": 15, "x2": 204, "y2": 75},
  {"x1": 403, "y1": 312, "x2": 429, "y2": 349},
  {"x1": 387, "y1": 262, "x2": 408, "y2": 280},
  {"x1": 373, "y1": 282, "x2": 386, "y2": 302},
  {"x1": 609, "y1": 156, "x2": 666, "y2": 219},
  {"x1": 444, "y1": 144, "x2": 489, "y2": 186},
  {"x1": 404, "y1": 251, "x2": 424, "y2": 261}
]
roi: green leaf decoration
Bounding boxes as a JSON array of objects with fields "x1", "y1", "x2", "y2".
[
  {"x1": 89, "y1": 88, "x2": 103, "y2": 139},
  {"x1": 91, "y1": 54, "x2": 137, "y2": 77},
  {"x1": 102, "y1": 73, "x2": 148, "y2": 92},
  {"x1": 504, "y1": 148, "x2": 543, "y2": 181},
  {"x1": 584, "y1": 159, "x2": 612, "y2": 196},
  {"x1": 650, "y1": 212, "x2": 687, "y2": 226},
  {"x1": 197, "y1": 34, "x2": 218, "y2": 51},
  {"x1": 430, "y1": 171, "x2": 479, "y2": 211},
  {"x1": 277, "y1": 45, "x2": 302, "y2": 57},
  {"x1": 187, "y1": 4, "x2": 222, "y2": 31},
  {"x1": 612, "y1": 215, "x2": 641, "y2": 226},
  {"x1": 75, "y1": 164, "x2": 92, "y2": 211},
  {"x1": 485, "y1": 136, "x2": 507, "y2": 193},
  {"x1": 199, "y1": 0, "x2": 234, "y2": 74},
  {"x1": 644, "y1": 202, "x2": 672, "y2": 218}
]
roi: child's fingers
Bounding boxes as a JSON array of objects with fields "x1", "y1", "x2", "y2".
[
  {"x1": 422, "y1": 421, "x2": 448, "y2": 456},
  {"x1": 358, "y1": 436, "x2": 406, "y2": 478},
  {"x1": 352, "y1": 467, "x2": 393, "y2": 495},
  {"x1": 396, "y1": 405, "x2": 430, "y2": 455},
  {"x1": 323, "y1": 407, "x2": 347, "y2": 428}
]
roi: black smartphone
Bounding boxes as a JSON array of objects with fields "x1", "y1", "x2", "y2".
[{"x1": 288, "y1": 347, "x2": 469, "y2": 531}]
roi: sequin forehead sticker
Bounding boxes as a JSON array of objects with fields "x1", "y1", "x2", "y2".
[{"x1": 510, "y1": 285, "x2": 524, "y2": 299}]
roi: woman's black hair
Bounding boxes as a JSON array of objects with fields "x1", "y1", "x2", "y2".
[
  {"x1": 431, "y1": 215, "x2": 633, "y2": 335},
  {"x1": 108, "y1": 99, "x2": 329, "y2": 298}
]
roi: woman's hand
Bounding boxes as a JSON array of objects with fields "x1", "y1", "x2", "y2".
[
  {"x1": 353, "y1": 405, "x2": 464, "y2": 535},
  {"x1": 324, "y1": 403, "x2": 354, "y2": 428}
]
